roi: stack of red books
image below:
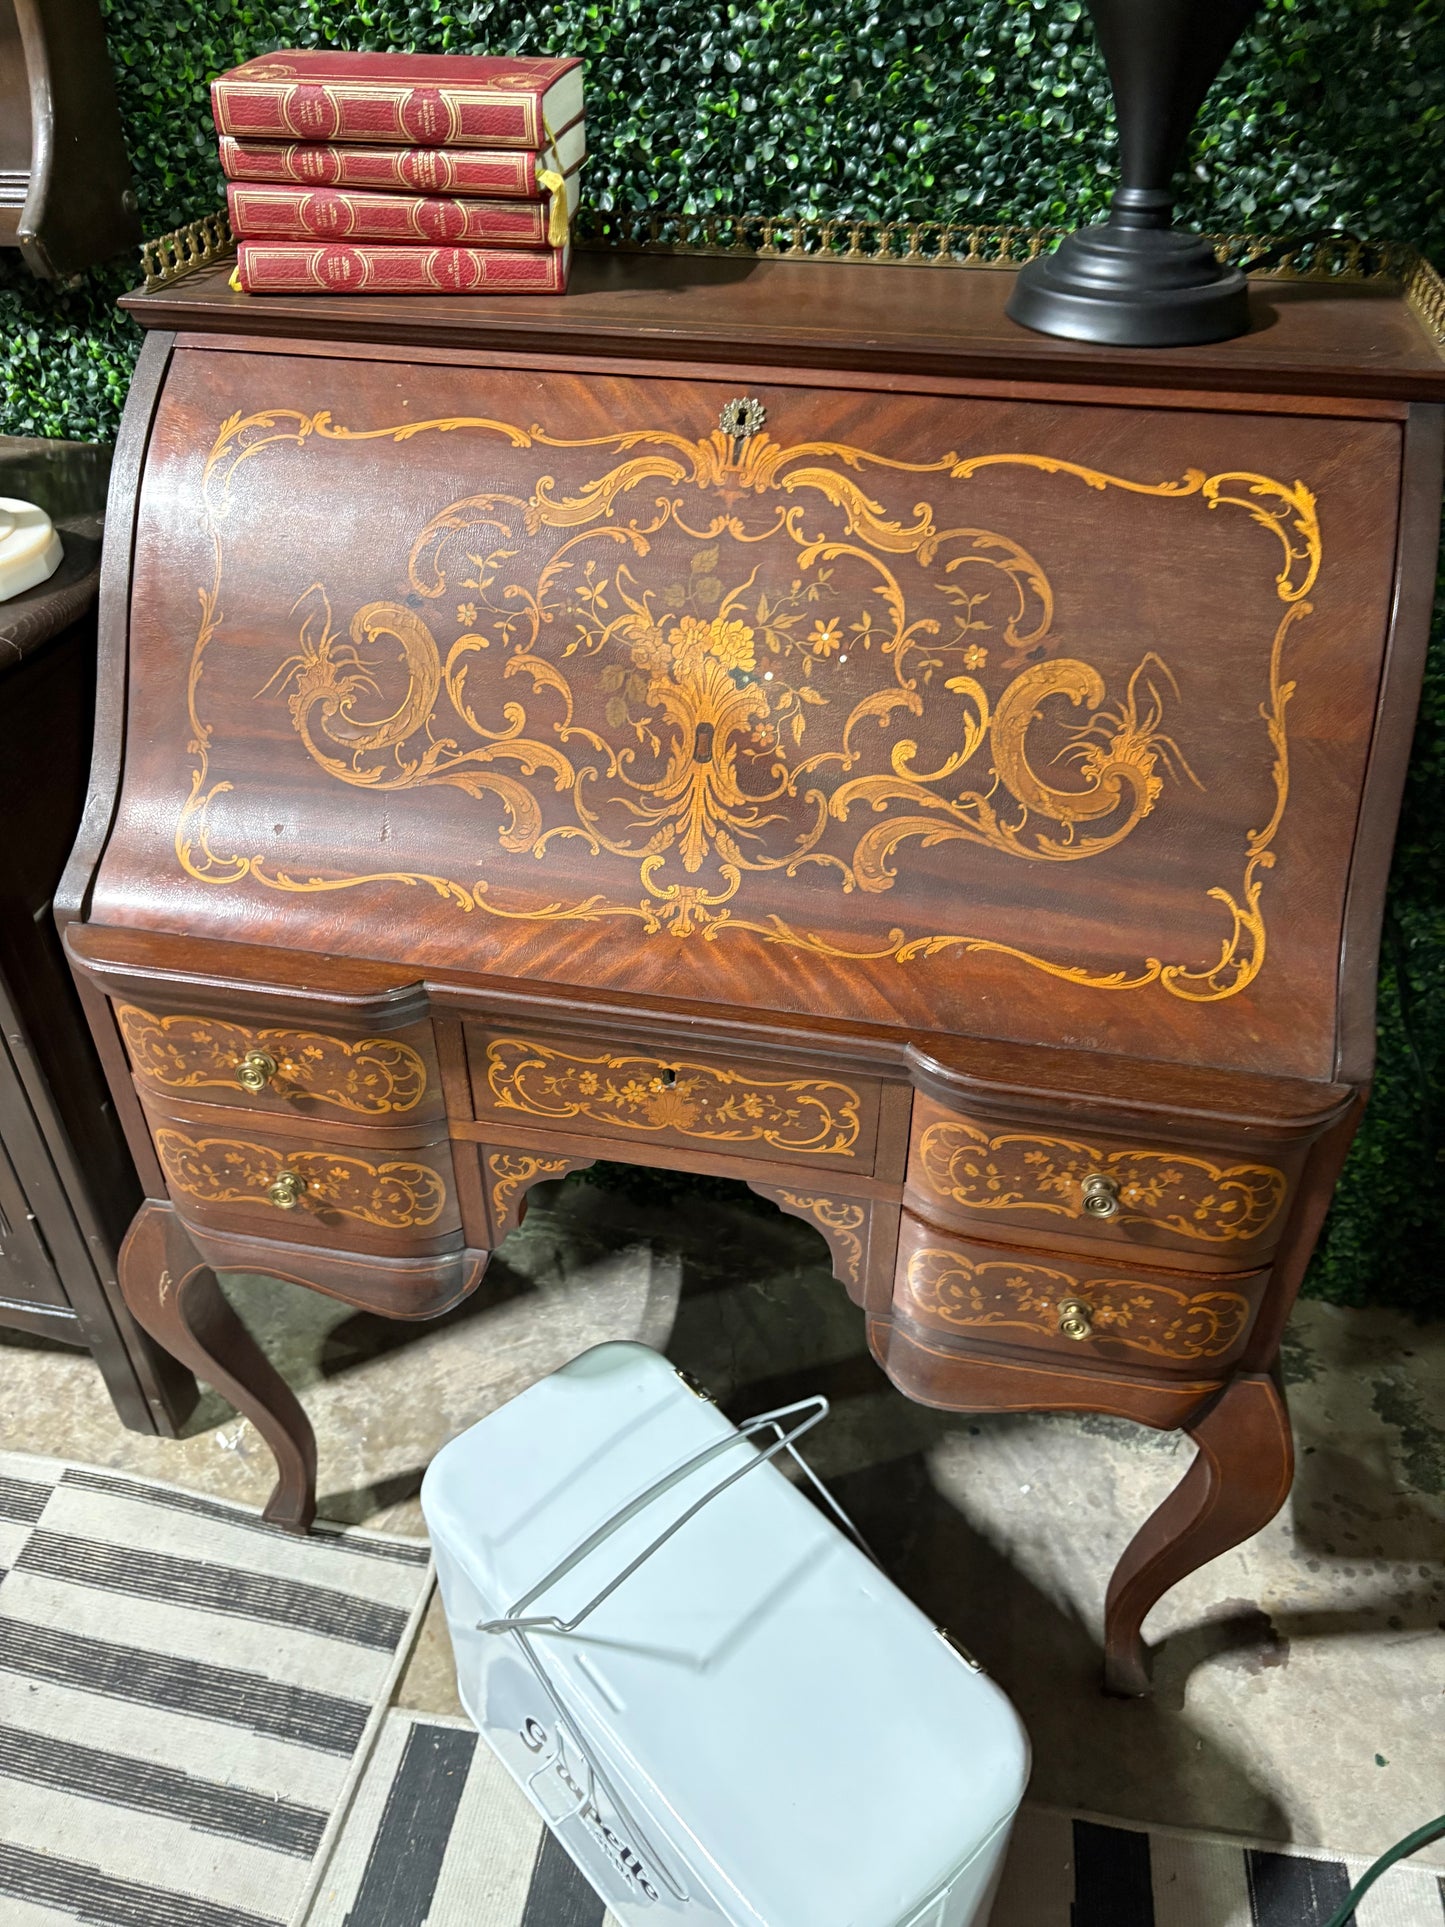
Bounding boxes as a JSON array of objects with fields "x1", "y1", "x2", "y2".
[{"x1": 213, "y1": 50, "x2": 584, "y2": 295}]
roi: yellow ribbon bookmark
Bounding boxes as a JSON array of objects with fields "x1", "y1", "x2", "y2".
[
  {"x1": 538, "y1": 116, "x2": 570, "y2": 250},
  {"x1": 537, "y1": 169, "x2": 570, "y2": 248}
]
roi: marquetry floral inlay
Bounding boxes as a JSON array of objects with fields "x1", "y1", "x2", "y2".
[
  {"x1": 117, "y1": 1004, "x2": 428, "y2": 1114},
  {"x1": 487, "y1": 1150, "x2": 573, "y2": 1228},
  {"x1": 902, "y1": 1247, "x2": 1251, "y2": 1361},
  {"x1": 916, "y1": 1119, "x2": 1287, "y2": 1242},
  {"x1": 484, "y1": 1037, "x2": 862, "y2": 1157},
  {"x1": 153, "y1": 1129, "x2": 447, "y2": 1228},
  {"x1": 177, "y1": 404, "x2": 1321, "y2": 1004},
  {"x1": 772, "y1": 1190, "x2": 865, "y2": 1285}
]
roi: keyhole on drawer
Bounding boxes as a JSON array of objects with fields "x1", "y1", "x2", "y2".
[
  {"x1": 657, "y1": 1067, "x2": 678, "y2": 1088},
  {"x1": 692, "y1": 722, "x2": 715, "y2": 764}
]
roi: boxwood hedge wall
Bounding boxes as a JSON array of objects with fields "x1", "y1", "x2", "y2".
[{"x1": 2, "y1": 0, "x2": 1441, "y2": 1313}]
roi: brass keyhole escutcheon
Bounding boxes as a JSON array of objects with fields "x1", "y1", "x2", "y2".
[
  {"x1": 1080, "y1": 1173, "x2": 1121, "y2": 1219},
  {"x1": 719, "y1": 396, "x2": 766, "y2": 464},
  {"x1": 1057, "y1": 1296, "x2": 1094, "y2": 1341},
  {"x1": 237, "y1": 1049, "x2": 278, "y2": 1094},
  {"x1": 267, "y1": 1169, "x2": 305, "y2": 1210}
]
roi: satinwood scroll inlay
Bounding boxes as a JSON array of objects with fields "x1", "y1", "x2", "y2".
[
  {"x1": 772, "y1": 1190, "x2": 865, "y2": 1285},
  {"x1": 916, "y1": 1118, "x2": 1287, "y2": 1243},
  {"x1": 117, "y1": 1004, "x2": 428, "y2": 1114},
  {"x1": 487, "y1": 1150, "x2": 572, "y2": 1226},
  {"x1": 484, "y1": 1037, "x2": 863, "y2": 1157},
  {"x1": 901, "y1": 1246, "x2": 1251, "y2": 1361},
  {"x1": 153, "y1": 1129, "x2": 447, "y2": 1228},
  {"x1": 178, "y1": 404, "x2": 1321, "y2": 1004}
]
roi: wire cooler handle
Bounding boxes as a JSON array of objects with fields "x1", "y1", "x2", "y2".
[{"x1": 476, "y1": 1389, "x2": 871, "y2": 1905}]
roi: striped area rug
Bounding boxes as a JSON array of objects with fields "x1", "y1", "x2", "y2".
[
  {"x1": 309, "y1": 1710, "x2": 1445, "y2": 1927},
  {"x1": 0, "y1": 1451, "x2": 433, "y2": 1927}
]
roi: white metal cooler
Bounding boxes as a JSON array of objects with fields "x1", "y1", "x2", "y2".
[{"x1": 420, "y1": 1341, "x2": 1030, "y2": 1927}]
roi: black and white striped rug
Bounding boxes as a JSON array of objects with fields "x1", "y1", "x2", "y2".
[
  {"x1": 2, "y1": 1451, "x2": 1439, "y2": 1927},
  {"x1": 313, "y1": 1709, "x2": 1445, "y2": 1927},
  {"x1": 0, "y1": 1450, "x2": 433, "y2": 1927}
]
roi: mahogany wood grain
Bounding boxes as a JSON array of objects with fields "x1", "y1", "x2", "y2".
[
  {"x1": 745, "y1": 1180, "x2": 896, "y2": 1310},
  {"x1": 902, "y1": 1088, "x2": 1306, "y2": 1273},
  {"x1": 891, "y1": 1208, "x2": 1269, "y2": 1378},
  {"x1": 97, "y1": 348, "x2": 1401, "y2": 1082},
  {"x1": 866, "y1": 1313, "x2": 1222, "y2": 1430},
  {"x1": 56, "y1": 332, "x2": 174, "y2": 933},
  {"x1": 66, "y1": 922, "x2": 1357, "y2": 1134},
  {"x1": 1333, "y1": 407, "x2": 1445, "y2": 1085},
  {"x1": 180, "y1": 1222, "x2": 489, "y2": 1320},
  {"x1": 118, "y1": 1201, "x2": 317, "y2": 1530},
  {"x1": 66, "y1": 256, "x2": 1445, "y2": 1693},
  {"x1": 477, "y1": 1144, "x2": 593, "y2": 1243},
  {"x1": 124, "y1": 254, "x2": 1445, "y2": 404},
  {"x1": 171, "y1": 327, "x2": 1415, "y2": 421},
  {"x1": 1102, "y1": 1371, "x2": 1293, "y2": 1696}
]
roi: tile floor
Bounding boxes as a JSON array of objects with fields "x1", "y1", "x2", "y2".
[{"x1": 2, "y1": 1172, "x2": 1440, "y2": 1866}]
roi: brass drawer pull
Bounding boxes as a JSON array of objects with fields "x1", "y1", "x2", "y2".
[
  {"x1": 267, "y1": 1169, "x2": 305, "y2": 1210},
  {"x1": 1080, "y1": 1173, "x2": 1121, "y2": 1220},
  {"x1": 237, "y1": 1049, "x2": 278, "y2": 1094},
  {"x1": 1057, "y1": 1296, "x2": 1094, "y2": 1341}
]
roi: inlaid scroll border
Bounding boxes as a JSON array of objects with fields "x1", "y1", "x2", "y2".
[
  {"x1": 175, "y1": 406, "x2": 1319, "y2": 1005},
  {"x1": 914, "y1": 1116, "x2": 1289, "y2": 1243}
]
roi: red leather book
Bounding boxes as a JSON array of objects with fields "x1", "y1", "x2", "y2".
[
  {"x1": 233, "y1": 240, "x2": 571, "y2": 294},
  {"x1": 211, "y1": 50, "x2": 583, "y2": 149},
  {"x1": 217, "y1": 122, "x2": 586, "y2": 194},
  {"x1": 228, "y1": 180, "x2": 579, "y2": 248}
]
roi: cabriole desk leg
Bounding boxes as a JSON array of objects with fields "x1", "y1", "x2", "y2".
[
  {"x1": 1103, "y1": 1370, "x2": 1294, "y2": 1696},
  {"x1": 117, "y1": 1201, "x2": 318, "y2": 1533}
]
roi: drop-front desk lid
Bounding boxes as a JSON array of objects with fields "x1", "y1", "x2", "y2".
[{"x1": 88, "y1": 253, "x2": 1443, "y2": 1089}]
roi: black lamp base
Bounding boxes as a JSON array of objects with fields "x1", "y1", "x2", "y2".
[{"x1": 1006, "y1": 221, "x2": 1251, "y2": 347}]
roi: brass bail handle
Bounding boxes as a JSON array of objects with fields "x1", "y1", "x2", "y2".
[
  {"x1": 1080, "y1": 1172, "x2": 1121, "y2": 1219},
  {"x1": 267, "y1": 1170, "x2": 305, "y2": 1210},
  {"x1": 237, "y1": 1049, "x2": 277, "y2": 1093}
]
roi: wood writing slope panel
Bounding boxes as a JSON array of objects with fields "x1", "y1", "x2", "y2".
[
  {"x1": 64, "y1": 254, "x2": 1445, "y2": 1697},
  {"x1": 99, "y1": 353, "x2": 1399, "y2": 1078}
]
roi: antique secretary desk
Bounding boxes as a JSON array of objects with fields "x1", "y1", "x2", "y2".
[{"x1": 60, "y1": 238, "x2": 1445, "y2": 1693}]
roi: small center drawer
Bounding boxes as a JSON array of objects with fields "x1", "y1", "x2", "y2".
[
  {"x1": 466, "y1": 1028, "x2": 879, "y2": 1169},
  {"x1": 115, "y1": 1000, "x2": 442, "y2": 1122},
  {"x1": 904, "y1": 1092, "x2": 1296, "y2": 1265}
]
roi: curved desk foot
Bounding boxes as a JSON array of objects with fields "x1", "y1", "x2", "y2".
[
  {"x1": 1103, "y1": 1372, "x2": 1293, "y2": 1697},
  {"x1": 117, "y1": 1202, "x2": 318, "y2": 1533}
]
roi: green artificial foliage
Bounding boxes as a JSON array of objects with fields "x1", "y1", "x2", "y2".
[{"x1": 1, "y1": 0, "x2": 1441, "y2": 1311}]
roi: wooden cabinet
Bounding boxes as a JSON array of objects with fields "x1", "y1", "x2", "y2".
[
  {"x1": 0, "y1": 438, "x2": 192, "y2": 1433},
  {"x1": 62, "y1": 251, "x2": 1445, "y2": 1692}
]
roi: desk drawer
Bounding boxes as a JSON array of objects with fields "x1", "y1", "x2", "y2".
[
  {"x1": 115, "y1": 1000, "x2": 442, "y2": 1124},
  {"x1": 466, "y1": 1029, "x2": 879, "y2": 1170},
  {"x1": 892, "y1": 1211, "x2": 1267, "y2": 1376},
  {"x1": 143, "y1": 1096, "x2": 460, "y2": 1256},
  {"x1": 905, "y1": 1092, "x2": 1296, "y2": 1267}
]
